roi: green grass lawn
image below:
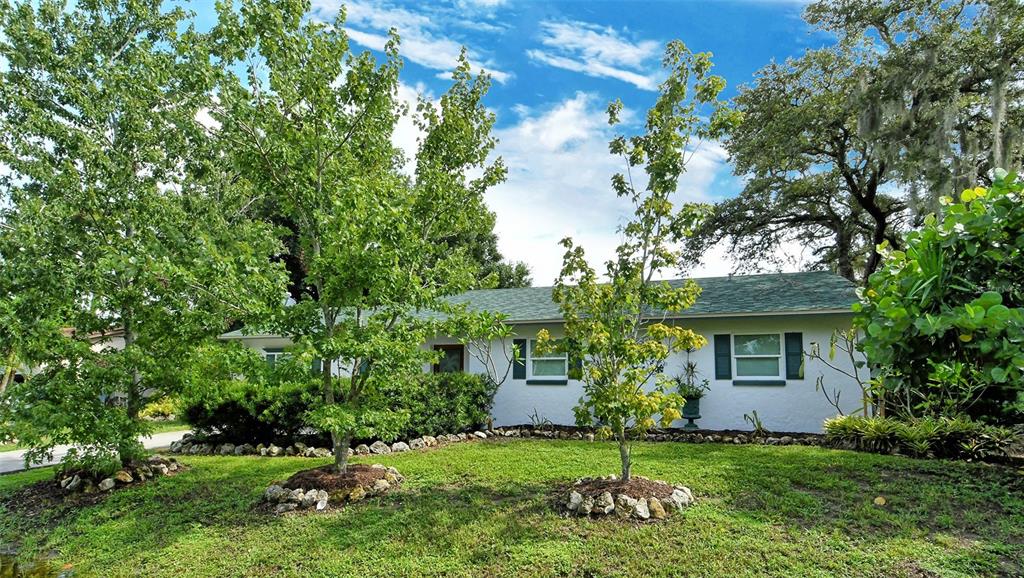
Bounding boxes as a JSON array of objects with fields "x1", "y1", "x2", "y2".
[{"x1": 1, "y1": 440, "x2": 1021, "y2": 577}]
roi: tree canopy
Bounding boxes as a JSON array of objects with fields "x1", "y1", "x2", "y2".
[
  {"x1": 0, "y1": 0, "x2": 284, "y2": 469},
  {"x1": 690, "y1": 0, "x2": 1024, "y2": 284},
  {"x1": 211, "y1": 0, "x2": 508, "y2": 472}
]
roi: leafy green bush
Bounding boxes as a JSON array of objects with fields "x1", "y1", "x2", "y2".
[
  {"x1": 140, "y1": 397, "x2": 179, "y2": 420},
  {"x1": 823, "y1": 415, "x2": 1019, "y2": 460},
  {"x1": 178, "y1": 342, "x2": 318, "y2": 444},
  {"x1": 855, "y1": 174, "x2": 1024, "y2": 422},
  {"x1": 179, "y1": 341, "x2": 499, "y2": 443},
  {"x1": 377, "y1": 372, "x2": 499, "y2": 439}
]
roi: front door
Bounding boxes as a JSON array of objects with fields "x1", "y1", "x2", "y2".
[{"x1": 433, "y1": 344, "x2": 465, "y2": 373}]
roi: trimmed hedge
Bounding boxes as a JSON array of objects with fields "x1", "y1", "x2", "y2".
[{"x1": 823, "y1": 415, "x2": 1019, "y2": 461}]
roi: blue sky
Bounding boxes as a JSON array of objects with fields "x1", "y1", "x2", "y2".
[{"x1": 195, "y1": 0, "x2": 834, "y2": 284}]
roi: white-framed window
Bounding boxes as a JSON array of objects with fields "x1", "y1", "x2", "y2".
[
  {"x1": 733, "y1": 334, "x2": 782, "y2": 378},
  {"x1": 529, "y1": 339, "x2": 567, "y2": 378},
  {"x1": 264, "y1": 348, "x2": 287, "y2": 368}
]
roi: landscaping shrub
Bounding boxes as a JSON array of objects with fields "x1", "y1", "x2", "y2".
[
  {"x1": 140, "y1": 397, "x2": 179, "y2": 420},
  {"x1": 855, "y1": 174, "x2": 1024, "y2": 423},
  {"x1": 377, "y1": 372, "x2": 499, "y2": 439},
  {"x1": 178, "y1": 342, "x2": 319, "y2": 444},
  {"x1": 823, "y1": 415, "x2": 1019, "y2": 460},
  {"x1": 181, "y1": 380, "x2": 316, "y2": 443},
  {"x1": 179, "y1": 340, "x2": 498, "y2": 444}
]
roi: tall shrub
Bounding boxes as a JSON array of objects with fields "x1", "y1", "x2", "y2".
[{"x1": 855, "y1": 173, "x2": 1024, "y2": 422}]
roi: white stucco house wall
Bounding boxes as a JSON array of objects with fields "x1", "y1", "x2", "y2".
[{"x1": 221, "y1": 271, "x2": 866, "y2": 434}]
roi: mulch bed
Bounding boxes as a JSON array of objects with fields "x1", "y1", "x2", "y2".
[
  {"x1": 569, "y1": 476, "x2": 675, "y2": 500},
  {"x1": 0, "y1": 458, "x2": 186, "y2": 524},
  {"x1": 282, "y1": 463, "x2": 387, "y2": 493}
]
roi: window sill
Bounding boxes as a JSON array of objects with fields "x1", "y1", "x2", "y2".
[
  {"x1": 732, "y1": 379, "x2": 786, "y2": 386},
  {"x1": 526, "y1": 379, "x2": 568, "y2": 386}
]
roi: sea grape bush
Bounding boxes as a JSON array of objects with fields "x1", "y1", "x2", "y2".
[{"x1": 855, "y1": 173, "x2": 1024, "y2": 422}]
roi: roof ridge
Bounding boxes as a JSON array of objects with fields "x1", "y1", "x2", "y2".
[{"x1": 465, "y1": 270, "x2": 846, "y2": 293}]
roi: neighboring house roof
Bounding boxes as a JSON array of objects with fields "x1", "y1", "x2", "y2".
[{"x1": 221, "y1": 271, "x2": 857, "y2": 339}]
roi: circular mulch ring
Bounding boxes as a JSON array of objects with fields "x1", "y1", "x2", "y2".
[
  {"x1": 560, "y1": 474, "x2": 694, "y2": 520},
  {"x1": 283, "y1": 463, "x2": 389, "y2": 493},
  {"x1": 263, "y1": 463, "x2": 404, "y2": 514}
]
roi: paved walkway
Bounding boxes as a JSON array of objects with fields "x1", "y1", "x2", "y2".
[{"x1": 0, "y1": 430, "x2": 191, "y2": 474}]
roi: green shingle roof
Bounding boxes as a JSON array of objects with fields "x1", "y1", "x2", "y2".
[
  {"x1": 445, "y1": 271, "x2": 857, "y2": 323},
  {"x1": 220, "y1": 272, "x2": 857, "y2": 338}
]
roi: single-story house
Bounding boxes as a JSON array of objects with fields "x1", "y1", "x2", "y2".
[{"x1": 221, "y1": 271, "x2": 866, "y2": 433}]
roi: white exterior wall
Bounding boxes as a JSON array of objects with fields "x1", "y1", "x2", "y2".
[
  {"x1": 231, "y1": 312, "x2": 864, "y2": 434},
  {"x1": 431, "y1": 314, "x2": 864, "y2": 433}
]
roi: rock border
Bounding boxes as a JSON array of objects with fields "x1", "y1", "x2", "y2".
[
  {"x1": 168, "y1": 427, "x2": 822, "y2": 461},
  {"x1": 262, "y1": 464, "x2": 404, "y2": 515},
  {"x1": 58, "y1": 454, "x2": 183, "y2": 495},
  {"x1": 562, "y1": 474, "x2": 695, "y2": 520}
]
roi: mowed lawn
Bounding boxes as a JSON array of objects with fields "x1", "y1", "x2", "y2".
[{"x1": 1, "y1": 439, "x2": 1022, "y2": 578}]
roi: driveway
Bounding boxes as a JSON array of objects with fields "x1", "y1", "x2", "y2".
[{"x1": 0, "y1": 429, "x2": 191, "y2": 474}]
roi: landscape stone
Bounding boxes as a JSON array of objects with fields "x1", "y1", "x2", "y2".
[
  {"x1": 578, "y1": 495, "x2": 594, "y2": 516},
  {"x1": 65, "y1": 475, "x2": 82, "y2": 492},
  {"x1": 423, "y1": 436, "x2": 437, "y2": 447},
  {"x1": 219, "y1": 443, "x2": 236, "y2": 456},
  {"x1": 348, "y1": 486, "x2": 367, "y2": 502},
  {"x1": 264, "y1": 485, "x2": 288, "y2": 503},
  {"x1": 354, "y1": 444, "x2": 370, "y2": 455},
  {"x1": 594, "y1": 492, "x2": 615, "y2": 515},
  {"x1": 369, "y1": 441, "x2": 392, "y2": 455},
  {"x1": 372, "y1": 479, "x2": 391, "y2": 492},
  {"x1": 585, "y1": 433, "x2": 595, "y2": 442},
  {"x1": 98, "y1": 478, "x2": 116, "y2": 492},
  {"x1": 409, "y1": 438, "x2": 426, "y2": 450},
  {"x1": 113, "y1": 470, "x2": 133, "y2": 484},
  {"x1": 301, "y1": 491, "x2": 319, "y2": 509},
  {"x1": 235, "y1": 443, "x2": 255, "y2": 456},
  {"x1": 274, "y1": 503, "x2": 297, "y2": 515},
  {"x1": 267, "y1": 444, "x2": 283, "y2": 457},
  {"x1": 391, "y1": 441, "x2": 410, "y2": 453},
  {"x1": 648, "y1": 497, "x2": 666, "y2": 519},
  {"x1": 473, "y1": 431, "x2": 487, "y2": 439},
  {"x1": 633, "y1": 498, "x2": 650, "y2": 520},
  {"x1": 566, "y1": 490, "x2": 583, "y2": 511}
]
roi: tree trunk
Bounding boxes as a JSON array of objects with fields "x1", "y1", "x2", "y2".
[
  {"x1": 120, "y1": 319, "x2": 143, "y2": 465},
  {"x1": 0, "y1": 353, "x2": 14, "y2": 393},
  {"x1": 618, "y1": 427, "x2": 631, "y2": 482},
  {"x1": 333, "y1": 431, "x2": 351, "y2": 474}
]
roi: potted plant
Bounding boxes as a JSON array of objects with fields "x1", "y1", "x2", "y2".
[{"x1": 673, "y1": 352, "x2": 709, "y2": 430}]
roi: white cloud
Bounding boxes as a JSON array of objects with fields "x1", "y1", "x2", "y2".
[
  {"x1": 527, "y1": 20, "x2": 662, "y2": 91},
  {"x1": 310, "y1": 0, "x2": 512, "y2": 84},
  {"x1": 485, "y1": 93, "x2": 742, "y2": 285}
]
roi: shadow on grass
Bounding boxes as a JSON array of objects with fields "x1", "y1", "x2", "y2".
[{"x1": 2, "y1": 442, "x2": 1022, "y2": 577}]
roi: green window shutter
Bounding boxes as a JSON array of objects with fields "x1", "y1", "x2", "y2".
[
  {"x1": 785, "y1": 332, "x2": 803, "y2": 379},
  {"x1": 512, "y1": 339, "x2": 527, "y2": 380},
  {"x1": 311, "y1": 358, "x2": 322, "y2": 375},
  {"x1": 568, "y1": 351, "x2": 583, "y2": 381},
  {"x1": 714, "y1": 335, "x2": 731, "y2": 379}
]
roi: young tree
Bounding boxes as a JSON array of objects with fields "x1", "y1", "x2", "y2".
[
  {"x1": 540, "y1": 41, "x2": 730, "y2": 481},
  {"x1": 0, "y1": 0, "x2": 284, "y2": 469},
  {"x1": 212, "y1": 1, "x2": 506, "y2": 473}
]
